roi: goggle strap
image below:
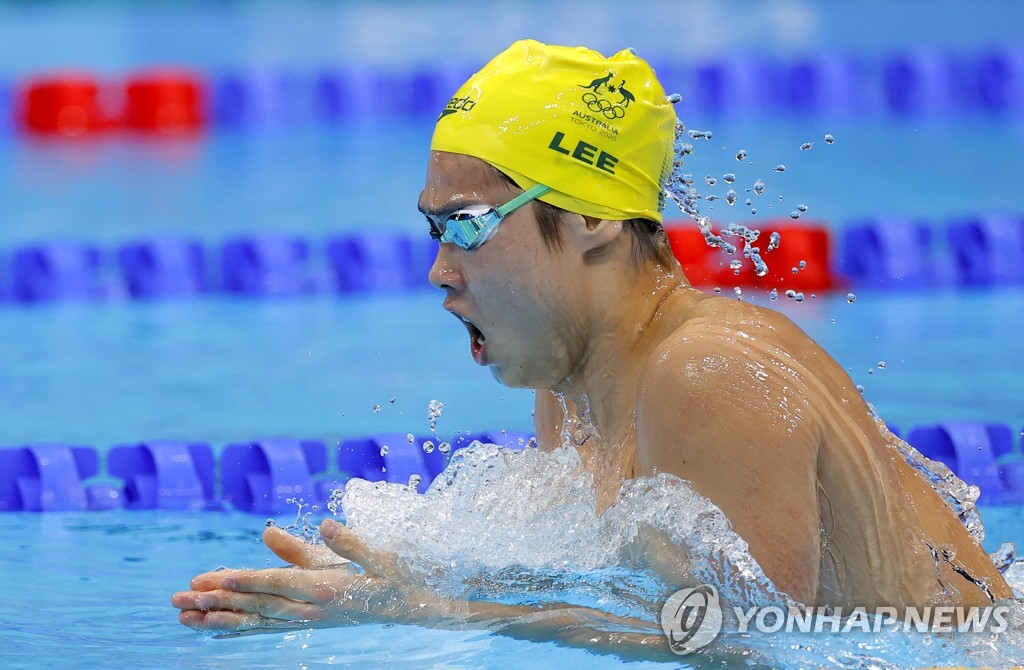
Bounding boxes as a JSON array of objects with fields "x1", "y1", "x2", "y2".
[{"x1": 494, "y1": 184, "x2": 552, "y2": 218}]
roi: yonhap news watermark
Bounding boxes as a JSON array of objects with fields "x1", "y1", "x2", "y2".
[{"x1": 660, "y1": 585, "x2": 1012, "y2": 655}]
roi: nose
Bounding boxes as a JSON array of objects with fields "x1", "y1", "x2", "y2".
[{"x1": 428, "y1": 242, "x2": 466, "y2": 292}]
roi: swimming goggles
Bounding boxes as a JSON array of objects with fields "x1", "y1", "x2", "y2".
[{"x1": 427, "y1": 184, "x2": 552, "y2": 250}]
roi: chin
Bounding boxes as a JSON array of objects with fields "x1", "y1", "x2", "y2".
[{"x1": 489, "y1": 361, "x2": 561, "y2": 390}]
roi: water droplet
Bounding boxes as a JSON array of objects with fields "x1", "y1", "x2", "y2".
[
  {"x1": 868, "y1": 368, "x2": 874, "y2": 375},
  {"x1": 704, "y1": 194, "x2": 719, "y2": 202},
  {"x1": 769, "y1": 288, "x2": 778, "y2": 301},
  {"x1": 372, "y1": 404, "x2": 381, "y2": 413},
  {"x1": 846, "y1": 292, "x2": 857, "y2": 303},
  {"x1": 877, "y1": 361, "x2": 887, "y2": 369},
  {"x1": 726, "y1": 189, "x2": 737, "y2": 206},
  {"x1": 790, "y1": 210, "x2": 801, "y2": 219},
  {"x1": 797, "y1": 204, "x2": 808, "y2": 213},
  {"x1": 800, "y1": 142, "x2": 814, "y2": 151},
  {"x1": 824, "y1": 133, "x2": 835, "y2": 144},
  {"x1": 794, "y1": 292, "x2": 805, "y2": 303},
  {"x1": 768, "y1": 232, "x2": 781, "y2": 250},
  {"x1": 379, "y1": 445, "x2": 389, "y2": 456},
  {"x1": 408, "y1": 474, "x2": 422, "y2": 491},
  {"x1": 810, "y1": 293, "x2": 816, "y2": 299},
  {"x1": 733, "y1": 287, "x2": 743, "y2": 297},
  {"x1": 713, "y1": 287, "x2": 722, "y2": 293},
  {"x1": 753, "y1": 180, "x2": 765, "y2": 195},
  {"x1": 750, "y1": 208, "x2": 757, "y2": 215},
  {"x1": 785, "y1": 289, "x2": 797, "y2": 299},
  {"x1": 856, "y1": 384, "x2": 865, "y2": 394},
  {"x1": 791, "y1": 266, "x2": 799, "y2": 274},
  {"x1": 422, "y1": 440, "x2": 435, "y2": 454},
  {"x1": 745, "y1": 198, "x2": 752, "y2": 206},
  {"x1": 704, "y1": 175, "x2": 717, "y2": 186},
  {"x1": 729, "y1": 259, "x2": 743, "y2": 273},
  {"x1": 389, "y1": 397, "x2": 396, "y2": 404},
  {"x1": 438, "y1": 442, "x2": 451, "y2": 454},
  {"x1": 736, "y1": 149, "x2": 748, "y2": 161},
  {"x1": 723, "y1": 172, "x2": 736, "y2": 184},
  {"x1": 667, "y1": 93, "x2": 682, "y2": 104},
  {"x1": 406, "y1": 433, "x2": 415, "y2": 444},
  {"x1": 799, "y1": 260, "x2": 807, "y2": 269},
  {"x1": 773, "y1": 164, "x2": 786, "y2": 172}
]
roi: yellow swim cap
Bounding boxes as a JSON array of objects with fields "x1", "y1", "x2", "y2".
[{"x1": 430, "y1": 39, "x2": 676, "y2": 223}]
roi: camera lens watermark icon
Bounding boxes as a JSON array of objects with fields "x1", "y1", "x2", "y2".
[{"x1": 660, "y1": 585, "x2": 724, "y2": 655}]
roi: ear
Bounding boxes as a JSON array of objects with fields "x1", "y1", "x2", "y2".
[{"x1": 564, "y1": 214, "x2": 625, "y2": 254}]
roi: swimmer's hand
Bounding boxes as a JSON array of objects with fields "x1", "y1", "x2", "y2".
[
  {"x1": 171, "y1": 518, "x2": 445, "y2": 636},
  {"x1": 172, "y1": 521, "x2": 698, "y2": 661}
]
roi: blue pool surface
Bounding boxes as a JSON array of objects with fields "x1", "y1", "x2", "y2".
[{"x1": 2, "y1": 1, "x2": 1024, "y2": 667}]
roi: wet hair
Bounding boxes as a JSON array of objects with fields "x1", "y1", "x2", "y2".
[{"x1": 494, "y1": 170, "x2": 677, "y2": 269}]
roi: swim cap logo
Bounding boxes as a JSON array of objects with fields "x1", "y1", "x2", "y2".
[
  {"x1": 660, "y1": 585, "x2": 724, "y2": 655},
  {"x1": 578, "y1": 71, "x2": 633, "y2": 119},
  {"x1": 439, "y1": 96, "x2": 476, "y2": 120}
]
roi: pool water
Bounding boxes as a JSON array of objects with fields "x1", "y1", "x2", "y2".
[{"x1": 2, "y1": 1, "x2": 1024, "y2": 667}]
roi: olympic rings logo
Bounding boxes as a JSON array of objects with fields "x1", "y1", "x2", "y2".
[{"x1": 582, "y1": 92, "x2": 625, "y2": 119}]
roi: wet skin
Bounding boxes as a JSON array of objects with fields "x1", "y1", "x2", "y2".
[{"x1": 173, "y1": 151, "x2": 1012, "y2": 648}]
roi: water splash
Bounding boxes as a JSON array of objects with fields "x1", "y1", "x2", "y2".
[
  {"x1": 272, "y1": 497, "x2": 322, "y2": 544},
  {"x1": 427, "y1": 399, "x2": 445, "y2": 437},
  {"x1": 871, "y1": 414, "x2": 988, "y2": 544},
  {"x1": 662, "y1": 121, "x2": 778, "y2": 279},
  {"x1": 332, "y1": 438, "x2": 1024, "y2": 666},
  {"x1": 341, "y1": 443, "x2": 788, "y2": 612}
]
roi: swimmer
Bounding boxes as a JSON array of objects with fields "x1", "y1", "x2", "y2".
[{"x1": 172, "y1": 40, "x2": 1014, "y2": 654}]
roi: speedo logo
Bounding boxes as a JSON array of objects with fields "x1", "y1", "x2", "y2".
[{"x1": 438, "y1": 96, "x2": 476, "y2": 119}]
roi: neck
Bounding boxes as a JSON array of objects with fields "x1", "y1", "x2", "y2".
[{"x1": 550, "y1": 260, "x2": 693, "y2": 447}]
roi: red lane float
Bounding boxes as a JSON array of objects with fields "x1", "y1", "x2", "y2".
[
  {"x1": 123, "y1": 70, "x2": 206, "y2": 134},
  {"x1": 19, "y1": 74, "x2": 111, "y2": 136},
  {"x1": 666, "y1": 219, "x2": 837, "y2": 291}
]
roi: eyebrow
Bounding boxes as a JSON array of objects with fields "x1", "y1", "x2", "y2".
[{"x1": 416, "y1": 194, "x2": 483, "y2": 218}]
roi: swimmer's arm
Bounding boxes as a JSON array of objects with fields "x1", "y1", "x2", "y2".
[
  {"x1": 174, "y1": 525, "x2": 683, "y2": 661},
  {"x1": 636, "y1": 335, "x2": 822, "y2": 603}
]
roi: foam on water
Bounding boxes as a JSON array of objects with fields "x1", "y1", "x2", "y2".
[
  {"x1": 340, "y1": 443, "x2": 785, "y2": 611},
  {"x1": 329, "y1": 440, "x2": 1024, "y2": 666}
]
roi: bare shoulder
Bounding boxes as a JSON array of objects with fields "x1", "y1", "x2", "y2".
[{"x1": 635, "y1": 296, "x2": 821, "y2": 479}]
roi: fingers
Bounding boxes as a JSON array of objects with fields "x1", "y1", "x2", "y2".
[
  {"x1": 263, "y1": 527, "x2": 340, "y2": 569},
  {"x1": 220, "y1": 567, "x2": 354, "y2": 603},
  {"x1": 179, "y1": 608, "x2": 296, "y2": 633},
  {"x1": 320, "y1": 519, "x2": 399, "y2": 576},
  {"x1": 190, "y1": 568, "x2": 242, "y2": 591},
  {"x1": 172, "y1": 588, "x2": 323, "y2": 621}
]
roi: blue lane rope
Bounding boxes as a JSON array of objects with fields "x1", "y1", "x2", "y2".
[
  {"x1": 0, "y1": 214, "x2": 1022, "y2": 304},
  {"x1": 0, "y1": 425, "x2": 1020, "y2": 513}
]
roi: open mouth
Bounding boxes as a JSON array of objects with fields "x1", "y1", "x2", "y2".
[{"x1": 454, "y1": 313, "x2": 487, "y2": 364}]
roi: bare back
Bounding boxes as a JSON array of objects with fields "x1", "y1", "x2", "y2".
[{"x1": 536, "y1": 290, "x2": 1013, "y2": 607}]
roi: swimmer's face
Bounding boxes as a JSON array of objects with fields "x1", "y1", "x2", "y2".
[{"x1": 421, "y1": 151, "x2": 584, "y2": 389}]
